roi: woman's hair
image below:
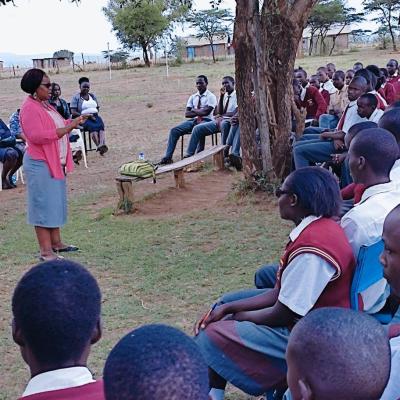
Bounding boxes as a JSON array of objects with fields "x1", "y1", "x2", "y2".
[
  {"x1": 79, "y1": 76, "x2": 90, "y2": 86},
  {"x1": 20, "y1": 68, "x2": 46, "y2": 95},
  {"x1": 285, "y1": 167, "x2": 341, "y2": 218},
  {"x1": 51, "y1": 82, "x2": 60, "y2": 96}
]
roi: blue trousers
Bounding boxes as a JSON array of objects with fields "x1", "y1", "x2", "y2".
[
  {"x1": 293, "y1": 136, "x2": 335, "y2": 169},
  {"x1": 185, "y1": 119, "x2": 231, "y2": 156},
  {"x1": 319, "y1": 114, "x2": 339, "y2": 129},
  {"x1": 226, "y1": 124, "x2": 241, "y2": 156},
  {"x1": 164, "y1": 118, "x2": 211, "y2": 159}
]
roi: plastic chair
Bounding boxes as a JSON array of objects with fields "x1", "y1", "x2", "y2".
[
  {"x1": 70, "y1": 129, "x2": 88, "y2": 168},
  {"x1": 0, "y1": 161, "x2": 3, "y2": 191},
  {"x1": 16, "y1": 166, "x2": 24, "y2": 184}
]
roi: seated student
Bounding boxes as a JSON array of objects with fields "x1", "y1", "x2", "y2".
[
  {"x1": 103, "y1": 324, "x2": 209, "y2": 400},
  {"x1": 285, "y1": 308, "x2": 390, "y2": 400},
  {"x1": 224, "y1": 112, "x2": 242, "y2": 171},
  {"x1": 379, "y1": 68, "x2": 396, "y2": 105},
  {"x1": 195, "y1": 167, "x2": 355, "y2": 399},
  {"x1": 13, "y1": 260, "x2": 104, "y2": 399},
  {"x1": 345, "y1": 69, "x2": 355, "y2": 86},
  {"x1": 293, "y1": 71, "x2": 327, "y2": 125},
  {"x1": 309, "y1": 74, "x2": 330, "y2": 106},
  {"x1": 378, "y1": 109, "x2": 400, "y2": 186},
  {"x1": 341, "y1": 128, "x2": 400, "y2": 314},
  {"x1": 353, "y1": 61, "x2": 363, "y2": 72},
  {"x1": 0, "y1": 117, "x2": 24, "y2": 189},
  {"x1": 50, "y1": 83, "x2": 82, "y2": 164},
  {"x1": 319, "y1": 70, "x2": 348, "y2": 129},
  {"x1": 159, "y1": 75, "x2": 217, "y2": 164},
  {"x1": 70, "y1": 76, "x2": 108, "y2": 156},
  {"x1": 326, "y1": 62, "x2": 336, "y2": 79},
  {"x1": 386, "y1": 58, "x2": 400, "y2": 99},
  {"x1": 184, "y1": 76, "x2": 237, "y2": 157},
  {"x1": 317, "y1": 66, "x2": 336, "y2": 95},
  {"x1": 293, "y1": 76, "x2": 368, "y2": 169},
  {"x1": 379, "y1": 204, "x2": 400, "y2": 400},
  {"x1": 355, "y1": 68, "x2": 387, "y2": 110},
  {"x1": 356, "y1": 93, "x2": 384, "y2": 123}
]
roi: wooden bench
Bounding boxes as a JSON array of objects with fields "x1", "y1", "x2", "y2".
[{"x1": 115, "y1": 144, "x2": 227, "y2": 214}]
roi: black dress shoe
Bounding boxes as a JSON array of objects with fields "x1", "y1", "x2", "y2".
[{"x1": 158, "y1": 157, "x2": 173, "y2": 165}]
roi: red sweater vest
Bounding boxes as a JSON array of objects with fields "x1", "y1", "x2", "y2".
[
  {"x1": 275, "y1": 218, "x2": 355, "y2": 311},
  {"x1": 300, "y1": 86, "x2": 328, "y2": 120},
  {"x1": 19, "y1": 380, "x2": 104, "y2": 400}
]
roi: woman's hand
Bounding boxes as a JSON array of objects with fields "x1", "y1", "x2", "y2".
[
  {"x1": 69, "y1": 115, "x2": 89, "y2": 129},
  {"x1": 194, "y1": 304, "x2": 227, "y2": 335}
]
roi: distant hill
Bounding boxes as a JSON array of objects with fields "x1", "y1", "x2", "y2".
[{"x1": 0, "y1": 52, "x2": 106, "y2": 68}]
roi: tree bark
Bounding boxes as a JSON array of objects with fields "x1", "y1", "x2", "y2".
[
  {"x1": 234, "y1": 0, "x2": 318, "y2": 184},
  {"x1": 142, "y1": 43, "x2": 151, "y2": 67}
]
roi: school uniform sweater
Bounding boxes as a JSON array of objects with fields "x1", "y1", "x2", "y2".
[
  {"x1": 300, "y1": 86, "x2": 328, "y2": 120},
  {"x1": 19, "y1": 380, "x2": 104, "y2": 400},
  {"x1": 275, "y1": 218, "x2": 354, "y2": 312}
]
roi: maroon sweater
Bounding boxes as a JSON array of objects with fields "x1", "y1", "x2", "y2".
[
  {"x1": 300, "y1": 86, "x2": 328, "y2": 120},
  {"x1": 19, "y1": 380, "x2": 104, "y2": 400},
  {"x1": 275, "y1": 218, "x2": 355, "y2": 319}
]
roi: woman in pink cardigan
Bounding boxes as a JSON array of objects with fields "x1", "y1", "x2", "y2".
[{"x1": 20, "y1": 69, "x2": 88, "y2": 261}]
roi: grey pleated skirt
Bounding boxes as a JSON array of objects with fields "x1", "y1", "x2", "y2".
[{"x1": 23, "y1": 153, "x2": 67, "y2": 228}]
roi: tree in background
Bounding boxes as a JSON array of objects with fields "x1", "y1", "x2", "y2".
[
  {"x1": 363, "y1": 0, "x2": 400, "y2": 51},
  {"x1": 103, "y1": 0, "x2": 189, "y2": 67},
  {"x1": 102, "y1": 49, "x2": 130, "y2": 64},
  {"x1": 0, "y1": 0, "x2": 80, "y2": 4},
  {"x1": 307, "y1": 0, "x2": 364, "y2": 56},
  {"x1": 186, "y1": 8, "x2": 233, "y2": 63},
  {"x1": 235, "y1": 0, "x2": 318, "y2": 183}
]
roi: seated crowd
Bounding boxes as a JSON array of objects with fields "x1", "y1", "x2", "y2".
[
  {"x1": 0, "y1": 76, "x2": 107, "y2": 190},
  {"x1": 10, "y1": 58, "x2": 400, "y2": 400}
]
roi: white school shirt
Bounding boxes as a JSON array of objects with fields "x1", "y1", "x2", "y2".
[
  {"x1": 339, "y1": 100, "x2": 367, "y2": 134},
  {"x1": 367, "y1": 108, "x2": 384, "y2": 124},
  {"x1": 380, "y1": 336, "x2": 400, "y2": 400},
  {"x1": 220, "y1": 90, "x2": 238, "y2": 118},
  {"x1": 278, "y1": 215, "x2": 336, "y2": 316},
  {"x1": 22, "y1": 367, "x2": 95, "y2": 397},
  {"x1": 186, "y1": 89, "x2": 217, "y2": 119},
  {"x1": 341, "y1": 181, "x2": 400, "y2": 313},
  {"x1": 390, "y1": 159, "x2": 400, "y2": 188},
  {"x1": 320, "y1": 79, "x2": 337, "y2": 95}
]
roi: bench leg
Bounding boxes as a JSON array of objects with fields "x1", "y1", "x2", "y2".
[
  {"x1": 213, "y1": 151, "x2": 225, "y2": 171},
  {"x1": 115, "y1": 180, "x2": 135, "y2": 214},
  {"x1": 174, "y1": 169, "x2": 185, "y2": 188},
  {"x1": 181, "y1": 136, "x2": 184, "y2": 160}
]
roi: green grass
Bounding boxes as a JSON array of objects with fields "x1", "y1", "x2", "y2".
[{"x1": 0, "y1": 180, "x2": 289, "y2": 399}]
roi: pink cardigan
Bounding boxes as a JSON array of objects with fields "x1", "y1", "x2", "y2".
[{"x1": 20, "y1": 96, "x2": 74, "y2": 179}]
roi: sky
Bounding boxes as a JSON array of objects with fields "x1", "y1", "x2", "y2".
[{"x1": 0, "y1": 0, "x2": 372, "y2": 60}]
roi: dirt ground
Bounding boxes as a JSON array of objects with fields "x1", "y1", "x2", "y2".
[{"x1": 0, "y1": 61, "x2": 239, "y2": 218}]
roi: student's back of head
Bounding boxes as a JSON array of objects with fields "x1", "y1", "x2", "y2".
[
  {"x1": 349, "y1": 128, "x2": 399, "y2": 181},
  {"x1": 287, "y1": 308, "x2": 390, "y2": 400},
  {"x1": 379, "y1": 108, "x2": 400, "y2": 144},
  {"x1": 12, "y1": 260, "x2": 101, "y2": 370},
  {"x1": 103, "y1": 324, "x2": 209, "y2": 400}
]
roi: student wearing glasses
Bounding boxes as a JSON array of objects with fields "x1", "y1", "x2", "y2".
[
  {"x1": 20, "y1": 69, "x2": 88, "y2": 261},
  {"x1": 194, "y1": 167, "x2": 355, "y2": 399}
]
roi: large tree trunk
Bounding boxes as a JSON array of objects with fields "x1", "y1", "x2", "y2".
[
  {"x1": 234, "y1": 0, "x2": 318, "y2": 184},
  {"x1": 141, "y1": 43, "x2": 151, "y2": 67}
]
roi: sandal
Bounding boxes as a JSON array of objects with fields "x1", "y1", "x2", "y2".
[
  {"x1": 39, "y1": 254, "x2": 64, "y2": 262},
  {"x1": 53, "y1": 245, "x2": 79, "y2": 253}
]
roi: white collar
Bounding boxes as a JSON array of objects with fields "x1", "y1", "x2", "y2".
[
  {"x1": 289, "y1": 215, "x2": 321, "y2": 242},
  {"x1": 196, "y1": 90, "x2": 209, "y2": 97},
  {"x1": 22, "y1": 367, "x2": 95, "y2": 397},
  {"x1": 368, "y1": 107, "x2": 382, "y2": 121},
  {"x1": 226, "y1": 90, "x2": 236, "y2": 97},
  {"x1": 300, "y1": 85, "x2": 308, "y2": 101},
  {"x1": 358, "y1": 181, "x2": 397, "y2": 206}
]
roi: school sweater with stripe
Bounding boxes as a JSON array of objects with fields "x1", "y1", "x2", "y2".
[{"x1": 275, "y1": 218, "x2": 355, "y2": 312}]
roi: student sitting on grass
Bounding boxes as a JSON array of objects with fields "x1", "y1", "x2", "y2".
[
  {"x1": 13, "y1": 260, "x2": 103, "y2": 400},
  {"x1": 103, "y1": 324, "x2": 209, "y2": 400},
  {"x1": 356, "y1": 93, "x2": 384, "y2": 123},
  {"x1": 195, "y1": 167, "x2": 355, "y2": 399},
  {"x1": 380, "y1": 204, "x2": 400, "y2": 400},
  {"x1": 285, "y1": 308, "x2": 390, "y2": 400},
  {"x1": 379, "y1": 68, "x2": 396, "y2": 105},
  {"x1": 345, "y1": 69, "x2": 355, "y2": 86}
]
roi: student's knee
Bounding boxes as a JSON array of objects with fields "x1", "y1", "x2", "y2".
[
  {"x1": 4, "y1": 148, "x2": 18, "y2": 162},
  {"x1": 254, "y1": 264, "x2": 278, "y2": 289}
]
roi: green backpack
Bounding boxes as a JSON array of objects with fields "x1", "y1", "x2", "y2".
[{"x1": 119, "y1": 160, "x2": 158, "y2": 183}]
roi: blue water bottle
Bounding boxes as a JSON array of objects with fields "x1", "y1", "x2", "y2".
[
  {"x1": 139, "y1": 152, "x2": 145, "y2": 160},
  {"x1": 11, "y1": 175, "x2": 17, "y2": 185}
]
